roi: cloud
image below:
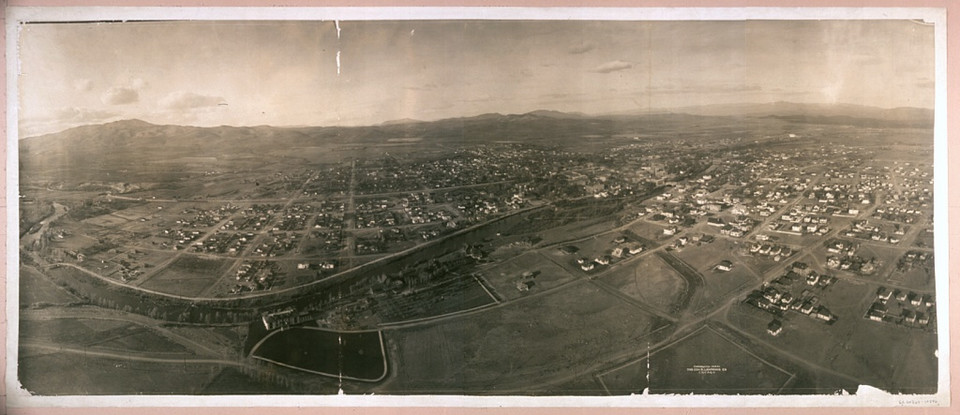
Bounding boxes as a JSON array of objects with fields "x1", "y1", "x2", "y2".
[
  {"x1": 568, "y1": 43, "x2": 595, "y2": 54},
  {"x1": 19, "y1": 106, "x2": 120, "y2": 137},
  {"x1": 101, "y1": 87, "x2": 139, "y2": 105},
  {"x1": 160, "y1": 91, "x2": 226, "y2": 109},
  {"x1": 404, "y1": 83, "x2": 439, "y2": 91},
  {"x1": 73, "y1": 79, "x2": 93, "y2": 92},
  {"x1": 915, "y1": 79, "x2": 934, "y2": 88},
  {"x1": 591, "y1": 60, "x2": 633, "y2": 73},
  {"x1": 52, "y1": 106, "x2": 119, "y2": 123}
]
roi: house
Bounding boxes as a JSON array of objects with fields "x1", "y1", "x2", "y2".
[
  {"x1": 715, "y1": 260, "x2": 734, "y2": 272},
  {"x1": 910, "y1": 292, "x2": 923, "y2": 307},
  {"x1": 902, "y1": 309, "x2": 917, "y2": 324},
  {"x1": 867, "y1": 305, "x2": 885, "y2": 322},
  {"x1": 767, "y1": 319, "x2": 783, "y2": 336},
  {"x1": 815, "y1": 307, "x2": 833, "y2": 321},
  {"x1": 516, "y1": 280, "x2": 535, "y2": 292}
]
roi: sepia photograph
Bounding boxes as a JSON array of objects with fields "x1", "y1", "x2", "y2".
[{"x1": 4, "y1": 5, "x2": 951, "y2": 410}]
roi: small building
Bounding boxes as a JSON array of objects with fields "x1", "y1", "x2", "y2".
[
  {"x1": 516, "y1": 280, "x2": 535, "y2": 292},
  {"x1": 559, "y1": 245, "x2": 579, "y2": 255},
  {"x1": 715, "y1": 260, "x2": 734, "y2": 272},
  {"x1": 767, "y1": 319, "x2": 783, "y2": 336}
]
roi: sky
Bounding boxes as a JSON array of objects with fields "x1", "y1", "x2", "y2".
[{"x1": 16, "y1": 19, "x2": 935, "y2": 137}]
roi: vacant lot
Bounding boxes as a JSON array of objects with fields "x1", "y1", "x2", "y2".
[
  {"x1": 724, "y1": 278, "x2": 937, "y2": 393},
  {"x1": 374, "y1": 275, "x2": 497, "y2": 324},
  {"x1": 887, "y1": 266, "x2": 936, "y2": 292},
  {"x1": 200, "y1": 367, "x2": 292, "y2": 394},
  {"x1": 675, "y1": 237, "x2": 747, "y2": 271},
  {"x1": 20, "y1": 267, "x2": 81, "y2": 306},
  {"x1": 833, "y1": 318, "x2": 938, "y2": 393},
  {"x1": 81, "y1": 213, "x2": 131, "y2": 228},
  {"x1": 598, "y1": 326, "x2": 793, "y2": 395},
  {"x1": 534, "y1": 217, "x2": 617, "y2": 245},
  {"x1": 598, "y1": 255, "x2": 685, "y2": 314},
  {"x1": 673, "y1": 244, "x2": 761, "y2": 314},
  {"x1": 482, "y1": 251, "x2": 578, "y2": 301},
  {"x1": 19, "y1": 317, "x2": 194, "y2": 356},
  {"x1": 382, "y1": 281, "x2": 671, "y2": 393},
  {"x1": 140, "y1": 255, "x2": 233, "y2": 297},
  {"x1": 18, "y1": 353, "x2": 221, "y2": 395},
  {"x1": 626, "y1": 220, "x2": 669, "y2": 242}
]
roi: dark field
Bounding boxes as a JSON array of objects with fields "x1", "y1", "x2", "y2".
[{"x1": 250, "y1": 328, "x2": 386, "y2": 381}]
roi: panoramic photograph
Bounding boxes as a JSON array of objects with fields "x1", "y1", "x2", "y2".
[{"x1": 9, "y1": 14, "x2": 944, "y2": 400}]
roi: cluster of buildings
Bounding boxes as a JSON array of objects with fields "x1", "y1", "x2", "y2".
[
  {"x1": 191, "y1": 231, "x2": 254, "y2": 255},
  {"x1": 843, "y1": 220, "x2": 906, "y2": 245},
  {"x1": 568, "y1": 236, "x2": 645, "y2": 272},
  {"x1": 823, "y1": 238, "x2": 878, "y2": 274},
  {"x1": 220, "y1": 204, "x2": 284, "y2": 232},
  {"x1": 232, "y1": 260, "x2": 280, "y2": 293},
  {"x1": 867, "y1": 286, "x2": 935, "y2": 329},
  {"x1": 747, "y1": 241, "x2": 794, "y2": 261},
  {"x1": 253, "y1": 232, "x2": 299, "y2": 257},
  {"x1": 172, "y1": 204, "x2": 239, "y2": 228},
  {"x1": 746, "y1": 262, "x2": 841, "y2": 335}
]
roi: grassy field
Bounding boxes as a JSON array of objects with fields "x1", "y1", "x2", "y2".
[
  {"x1": 18, "y1": 354, "x2": 221, "y2": 395},
  {"x1": 625, "y1": 220, "x2": 670, "y2": 242},
  {"x1": 598, "y1": 326, "x2": 793, "y2": 395},
  {"x1": 533, "y1": 217, "x2": 618, "y2": 245},
  {"x1": 19, "y1": 317, "x2": 195, "y2": 356},
  {"x1": 374, "y1": 275, "x2": 497, "y2": 324},
  {"x1": 673, "y1": 241, "x2": 761, "y2": 314},
  {"x1": 382, "y1": 281, "x2": 671, "y2": 393},
  {"x1": 81, "y1": 213, "x2": 131, "y2": 228},
  {"x1": 724, "y1": 277, "x2": 937, "y2": 393},
  {"x1": 20, "y1": 267, "x2": 82, "y2": 306},
  {"x1": 481, "y1": 251, "x2": 579, "y2": 301},
  {"x1": 598, "y1": 255, "x2": 686, "y2": 314},
  {"x1": 200, "y1": 367, "x2": 292, "y2": 394},
  {"x1": 832, "y1": 317, "x2": 938, "y2": 393},
  {"x1": 140, "y1": 255, "x2": 233, "y2": 297},
  {"x1": 887, "y1": 267, "x2": 936, "y2": 292},
  {"x1": 675, "y1": 237, "x2": 747, "y2": 271}
]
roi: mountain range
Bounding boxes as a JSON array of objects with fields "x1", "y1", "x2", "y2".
[{"x1": 19, "y1": 102, "x2": 933, "y2": 175}]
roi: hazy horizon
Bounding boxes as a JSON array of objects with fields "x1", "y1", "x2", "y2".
[
  {"x1": 18, "y1": 19, "x2": 935, "y2": 137},
  {"x1": 19, "y1": 99, "x2": 938, "y2": 140}
]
